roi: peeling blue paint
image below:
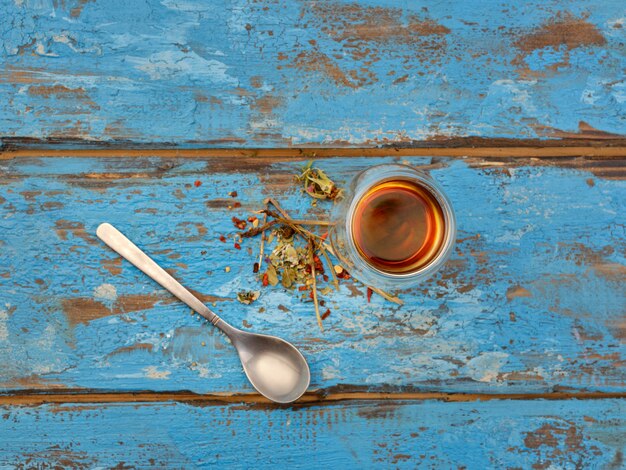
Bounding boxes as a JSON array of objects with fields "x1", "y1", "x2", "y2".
[
  {"x1": 0, "y1": 399, "x2": 624, "y2": 468},
  {"x1": 0, "y1": 157, "x2": 623, "y2": 393},
  {"x1": 0, "y1": 0, "x2": 624, "y2": 144}
]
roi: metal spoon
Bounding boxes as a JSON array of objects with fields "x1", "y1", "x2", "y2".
[{"x1": 96, "y1": 223, "x2": 310, "y2": 403}]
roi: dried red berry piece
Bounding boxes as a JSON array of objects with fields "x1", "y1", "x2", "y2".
[{"x1": 232, "y1": 217, "x2": 247, "y2": 230}]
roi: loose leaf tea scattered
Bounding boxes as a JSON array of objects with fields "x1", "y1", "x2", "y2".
[
  {"x1": 297, "y1": 162, "x2": 343, "y2": 201},
  {"x1": 225, "y1": 166, "x2": 401, "y2": 331}
]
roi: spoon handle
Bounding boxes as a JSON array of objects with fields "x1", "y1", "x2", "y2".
[{"x1": 96, "y1": 223, "x2": 221, "y2": 326}]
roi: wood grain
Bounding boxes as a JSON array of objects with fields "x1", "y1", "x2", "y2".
[
  {"x1": 3, "y1": 0, "x2": 624, "y2": 462},
  {"x1": 2, "y1": 145, "x2": 626, "y2": 159},
  {"x1": 1, "y1": 399, "x2": 624, "y2": 468},
  {"x1": 1, "y1": 389, "x2": 625, "y2": 407},
  {"x1": 1, "y1": 0, "x2": 624, "y2": 146},
  {"x1": 0, "y1": 155, "x2": 623, "y2": 394}
]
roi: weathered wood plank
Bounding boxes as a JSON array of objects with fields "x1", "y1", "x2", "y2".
[
  {"x1": 2, "y1": 390, "x2": 625, "y2": 407},
  {"x1": 1, "y1": 399, "x2": 624, "y2": 468},
  {"x1": 1, "y1": 0, "x2": 624, "y2": 146},
  {"x1": 3, "y1": 147, "x2": 626, "y2": 159},
  {"x1": 0, "y1": 156, "x2": 624, "y2": 393}
]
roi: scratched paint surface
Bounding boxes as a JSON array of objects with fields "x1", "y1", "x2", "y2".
[
  {"x1": 0, "y1": 399, "x2": 624, "y2": 468},
  {"x1": 0, "y1": 0, "x2": 624, "y2": 145},
  {"x1": 0, "y1": 156, "x2": 623, "y2": 393}
]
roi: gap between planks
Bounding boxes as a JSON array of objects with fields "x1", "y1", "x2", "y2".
[
  {"x1": 1, "y1": 146, "x2": 626, "y2": 159},
  {"x1": 1, "y1": 390, "x2": 625, "y2": 407}
]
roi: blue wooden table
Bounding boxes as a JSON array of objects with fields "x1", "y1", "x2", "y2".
[{"x1": 1, "y1": 1, "x2": 625, "y2": 468}]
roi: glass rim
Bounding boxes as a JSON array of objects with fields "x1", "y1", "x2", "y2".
[{"x1": 338, "y1": 164, "x2": 456, "y2": 286}]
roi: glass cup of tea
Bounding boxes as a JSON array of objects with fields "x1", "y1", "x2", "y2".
[{"x1": 329, "y1": 164, "x2": 456, "y2": 289}]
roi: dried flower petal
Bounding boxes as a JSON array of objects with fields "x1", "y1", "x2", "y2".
[
  {"x1": 266, "y1": 264, "x2": 279, "y2": 286},
  {"x1": 237, "y1": 290, "x2": 260, "y2": 305},
  {"x1": 282, "y1": 267, "x2": 295, "y2": 288},
  {"x1": 297, "y1": 162, "x2": 343, "y2": 201},
  {"x1": 232, "y1": 217, "x2": 247, "y2": 230}
]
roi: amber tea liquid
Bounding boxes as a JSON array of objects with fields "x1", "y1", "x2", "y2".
[{"x1": 351, "y1": 180, "x2": 446, "y2": 274}]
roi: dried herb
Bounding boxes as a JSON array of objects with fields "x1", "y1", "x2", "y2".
[
  {"x1": 232, "y1": 217, "x2": 247, "y2": 230},
  {"x1": 308, "y1": 239, "x2": 323, "y2": 331},
  {"x1": 237, "y1": 290, "x2": 260, "y2": 305},
  {"x1": 240, "y1": 220, "x2": 278, "y2": 238},
  {"x1": 227, "y1": 165, "x2": 401, "y2": 331},
  {"x1": 297, "y1": 162, "x2": 343, "y2": 200},
  {"x1": 240, "y1": 199, "x2": 339, "y2": 330},
  {"x1": 281, "y1": 267, "x2": 295, "y2": 288},
  {"x1": 257, "y1": 211, "x2": 268, "y2": 272},
  {"x1": 367, "y1": 285, "x2": 402, "y2": 305},
  {"x1": 266, "y1": 263, "x2": 279, "y2": 286},
  {"x1": 319, "y1": 286, "x2": 333, "y2": 296},
  {"x1": 276, "y1": 225, "x2": 295, "y2": 241},
  {"x1": 334, "y1": 264, "x2": 351, "y2": 280}
]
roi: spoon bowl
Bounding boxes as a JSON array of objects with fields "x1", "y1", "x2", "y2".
[
  {"x1": 96, "y1": 223, "x2": 310, "y2": 403},
  {"x1": 230, "y1": 329, "x2": 310, "y2": 403}
]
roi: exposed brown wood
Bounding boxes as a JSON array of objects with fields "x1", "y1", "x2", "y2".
[
  {"x1": 2, "y1": 152, "x2": 623, "y2": 181},
  {"x1": 0, "y1": 145, "x2": 626, "y2": 160},
  {"x1": 1, "y1": 389, "x2": 624, "y2": 407}
]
